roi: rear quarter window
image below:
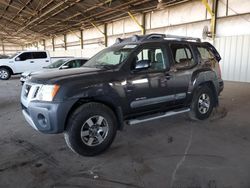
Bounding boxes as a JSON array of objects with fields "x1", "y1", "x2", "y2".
[{"x1": 197, "y1": 46, "x2": 215, "y2": 61}]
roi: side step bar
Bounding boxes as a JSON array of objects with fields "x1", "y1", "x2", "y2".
[{"x1": 127, "y1": 108, "x2": 190, "y2": 125}]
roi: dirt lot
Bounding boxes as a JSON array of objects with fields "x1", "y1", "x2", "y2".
[{"x1": 0, "y1": 76, "x2": 250, "y2": 188}]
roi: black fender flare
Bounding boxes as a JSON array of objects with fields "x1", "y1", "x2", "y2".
[{"x1": 187, "y1": 70, "x2": 220, "y2": 106}]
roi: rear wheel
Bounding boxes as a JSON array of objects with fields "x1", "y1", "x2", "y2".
[
  {"x1": 64, "y1": 102, "x2": 117, "y2": 156},
  {"x1": 189, "y1": 86, "x2": 215, "y2": 120},
  {"x1": 0, "y1": 68, "x2": 11, "y2": 80}
]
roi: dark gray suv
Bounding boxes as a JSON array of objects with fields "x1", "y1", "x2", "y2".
[{"x1": 21, "y1": 34, "x2": 224, "y2": 156}]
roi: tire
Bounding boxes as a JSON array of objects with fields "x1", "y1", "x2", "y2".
[
  {"x1": 64, "y1": 102, "x2": 117, "y2": 156},
  {"x1": 189, "y1": 85, "x2": 215, "y2": 120},
  {"x1": 0, "y1": 68, "x2": 11, "y2": 80}
]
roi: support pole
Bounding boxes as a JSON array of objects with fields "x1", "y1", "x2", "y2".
[
  {"x1": 104, "y1": 23, "x2": 108, "y2": 47},
  {"x1": 80, "y1": 30, "x2": 84, "y2": 49},
  {"x1": 142, "y1": 13, "x2": 146, "y2": 35},
  {"x1": 1, "y1": 40, "x2": 5, "y2": 54},
  {"x1": 64, "y1": 34, "x2": 67, "y2": 50},
  {"x1": 43, "y1": 39, "x2": 46, "y2": 50},
  {"x1": 201, "y1": 0, "x2": 217, "y2": 40},
  {"x1": 52, "y1": 37, "x2": 55, "y2": 51},
  {"x1": 128, "y1": 11, "x2": 145, "y2": 35},
  {"x1": 213, "y1": 0, "x2": 219, "y2": 38}
]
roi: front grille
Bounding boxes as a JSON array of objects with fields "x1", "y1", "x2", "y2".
[
  {"x1": 33, "y1": 87, "x2": 40, "y2": 98},
  {"x1": 24, "y1": 84, "x2": 31, "y2": 98},
  {"x1": 22, "y1": 83, "x2": 42, "y2": 102}
]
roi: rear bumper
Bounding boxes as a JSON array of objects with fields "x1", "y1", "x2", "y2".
[{"x1": 21, "y1": 99, "x2": 76, "y2": 134}]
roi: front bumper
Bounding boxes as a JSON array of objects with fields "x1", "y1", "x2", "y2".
[{"x1": 21, "y1": 99, "x2": 77, "y2": 134}]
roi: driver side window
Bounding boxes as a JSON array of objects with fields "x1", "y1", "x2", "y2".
[
  {"x1": 134, "y1": 48, "x2": 166, "y2": 71},
  {"x1": 16, "y1": 52, "x2": 32, "y2": 61}
]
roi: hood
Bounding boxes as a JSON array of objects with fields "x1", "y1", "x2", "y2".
[
  {"x1": 29, "y1": 67, "x2": 110, "y2": 84},
  {"x1": 21, "y1": 68, "x2": 56, "y2": 77},
  {"x1": 0, "y1": 58, "x2": 11, "y2": 62}
]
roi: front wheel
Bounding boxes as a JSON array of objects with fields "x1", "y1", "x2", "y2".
[
  {"x1": 64, "y1": 102, "x2": 117, "y2": 156},
  {"x1": 0, "y1": 68, "x2": 11, "y2": 80},
  {"x1": 189, "y1": 86, "x2": 215, "y2": 120}
]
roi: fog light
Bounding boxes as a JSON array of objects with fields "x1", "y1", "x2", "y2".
[{"x1": 37, "y1": 113, "x2": 48, "y2": 128}]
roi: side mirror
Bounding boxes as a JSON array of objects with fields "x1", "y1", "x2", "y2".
[
  {"x1": 60, "y1": 65, "x2": 69, "y2": 69},
  {"x1": 15, "y1": 57, "x2": 21, "y2": 61},
  {"x1": 135, "y1": 60, "x2": 150, "y2": 70}
]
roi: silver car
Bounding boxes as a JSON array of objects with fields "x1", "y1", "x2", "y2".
[{"x1": 20, "y1": 58, "x2": 88, "y2": 84}]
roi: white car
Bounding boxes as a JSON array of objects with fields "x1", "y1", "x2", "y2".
[
  {"x1": 20, "y1": 58, "x2": 89, "y2": 84},
  {"x1": 0, "y1": 50, "x2": 72, "y2": 80}
]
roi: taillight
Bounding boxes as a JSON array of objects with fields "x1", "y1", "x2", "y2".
[{"x1": 218, "y1": 63, "x2": 222, "y2": 79}]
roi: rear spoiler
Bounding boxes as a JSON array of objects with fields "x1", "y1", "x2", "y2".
[{"x1": 204, "y1": 42, "x2": 221, "y2": 62}]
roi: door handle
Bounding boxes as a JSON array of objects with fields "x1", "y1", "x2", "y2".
[
  {"x1": 45, "y1": 60, "x2": 49, "y2": 62},
  {"x1": 30, "y1": 61, "x2": 34, "y2": 63},
  {"x1": 165, "y1": 74, "x2": 173, "y2": 80}
]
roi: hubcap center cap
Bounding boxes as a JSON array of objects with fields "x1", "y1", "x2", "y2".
[{"x1": 89, "y1": 125, "x2": 99, "y2": 135}]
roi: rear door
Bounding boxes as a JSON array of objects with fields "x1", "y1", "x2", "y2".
[
  {"x1": 167, "y1": 42, "x2": 197, "y2": 106},
  {"x1": 32, "y1": 52, "x2": 50, "y2": 70}
]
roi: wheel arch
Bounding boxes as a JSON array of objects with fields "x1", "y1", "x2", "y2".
[
  {"x1": 64, "y1": 97, "x2": 124, "y2": 131},
  {"x1": 193, "y1": 81, "x2": 219, "y2": 107},
  {"x1": 0, "y1": 66, "x2": 13, "y2": 75}
]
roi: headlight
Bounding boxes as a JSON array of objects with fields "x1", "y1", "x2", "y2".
[{"x1": 36, "y1": 84, "x2": 60, "y2": 101}]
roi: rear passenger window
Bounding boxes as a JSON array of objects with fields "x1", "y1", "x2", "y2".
[
  {"x1": 197, "y1": 47, "x2": 214, "y2": 61},
  {"x1": 32, "y1": 52, "x2": 47, "y2": 59},
  {"x1": 170, "y1": 43, "x2": 195, "y2": 69}
]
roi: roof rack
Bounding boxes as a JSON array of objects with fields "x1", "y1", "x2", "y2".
[
  {"x1": 114, "y1": 33, "x2": 201, "y2": 45},
  {"x1": 141, "y1": 33, "x2": 201, "y2": 42},
  {"x1": 164, "y1": 34, "x2": 201, "y2": 42}
]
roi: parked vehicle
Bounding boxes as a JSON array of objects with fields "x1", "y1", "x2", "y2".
[
  {"x1": 20, "y1": 58, "x2": 89, "y2": 84},
  {"x1": 0, "y1": 50, "x2": 72, "y2": 80},
  {"x1": 0, "y1": 54, "x2": 9, "y2": 59},
  {"x1": 21, "y1": 34, "x2": 224, "y2": 156}
]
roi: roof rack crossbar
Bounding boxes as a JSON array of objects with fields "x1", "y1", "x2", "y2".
[
  {"x1": 113, "y1": 33, "x2": 201, "y2": 45},
  {"x1": 164, "y1": 34, "x2": 201, "y2": 42},
  {"x1": 144, "y1": 33, "x2": 166, "y2": 40}
]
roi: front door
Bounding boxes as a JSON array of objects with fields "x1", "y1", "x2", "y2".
[
  {"x1": 14, "y1": 52, "x2": 33, "y2": 73},
  {"x1": 125, "y1": 44, "x2": 176, "y2": 115}
]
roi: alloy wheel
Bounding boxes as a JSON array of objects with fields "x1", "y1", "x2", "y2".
[
  {"x1": 198, "y1": 93, "x2": 211, "y2": 114},
  {"x1": 80, "y1": 115, "x2": 109, "y2": 147}
]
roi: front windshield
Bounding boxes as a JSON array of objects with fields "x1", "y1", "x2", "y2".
[
  {"x1": 84, "y1": 45, "x2": 135, "y2": 69},
  {"x1": 45, "y1": 59, "x2": 68, "y2": 68}
]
